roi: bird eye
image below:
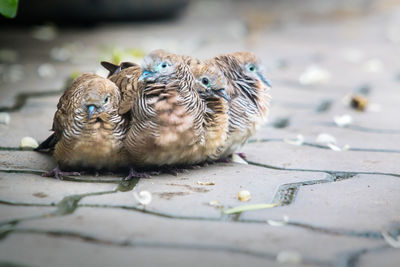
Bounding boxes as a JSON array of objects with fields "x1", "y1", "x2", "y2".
[
  {"x1": 248, "y1": 64, "x2": 257, "y2": 72},
  {"x1": 104, "y1": 96, "x2": 109, "y2": 103},
  {"x1": 201, "y1": 77, "x2": 210, "y2": 86},
  {"x1": 161, "y1": 62, "x2": 168, "y2": 68}
]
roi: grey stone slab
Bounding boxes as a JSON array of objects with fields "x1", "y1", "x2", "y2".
[
  {"x1": 81, "y1": 164, "x2": 327, "y2": 218},
  {"x1": 0, "y1": 172, "x2": 116, "y2": 205},
  {"x1": 358, "y1": 247, "x2": 400, "y2": 267},
  {"x1": 0, "y1": 205, "x2": 55, "y2": 222},
  {"x1": 241, "y1": 174, "x2": 400, "y2": 230},
  {"x1": 15, "y1": 207, "x2": 384, "y2": 265},
  {"x1": 242, "y1": 141, "x2": 400, "y2": 174},
  {"x1": 0, "y1": 234, "x2": 281, "y2": 267},
  {"x1": 0, "y1": 151, "x2": 56, "y2": 171}
]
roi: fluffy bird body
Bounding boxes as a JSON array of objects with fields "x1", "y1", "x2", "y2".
[
  {"x1": 211, "y1": 52, "x2": 271, "y2": 158},
  {"x1": 37, "y1": 73, "x2": 129, "y2": 174}
]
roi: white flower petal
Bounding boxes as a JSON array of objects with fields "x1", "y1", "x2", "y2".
[
  {"x1": 327, "y1": 143, "x2": 342, "y2": 151},
  {"x1": 209, "y1": 200, "x2": 222, "y2": 208},
  {"x1": 20, "y1": 136, "x2": 39, "y2": 149},
  {"x1": 284, "y1": 134, "x2": 304, "y2": 146},
  {"x1": 133, "y1": 190, "x2": 152, "y2": 206},
  {"x1": 231, "y1": 153, "x2": 248, "y2": 164},
  {"x1": 316, "y1": 133, "x2": 337, "y2": 145},
  {"x1": 334, "y1": 115, "x2": 353, "y2": 127},
  {"x1": 299, "y1": 65, "x2": 331, "y2": 85}
]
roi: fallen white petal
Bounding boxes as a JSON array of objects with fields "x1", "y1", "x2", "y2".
[
  {"x1": 231, "y1": 153, "x2": 248, "y2": 164},
  {"x1": 299, "y1": 65, "x2": 331, "y2": 85},
  {"x1": 327, "y1": 143, "x2": 342, "y2": 151},
  {"x1": 238, "y1": 190, "x2": 251, "y2": 202},
  {"x1": 133, "y1": 190, "x2": 152, "y2": 206},
  {"x1": 284, "y1": 134, "x2": 304, "y2": 146},
  {"x1": 20, "y1": 136, "x2": 39, "y2": 149},
  {"x1": 334, "y1": 115, "x2": 353, "y2": 127},
  {"x1": 276, "y1": 250, "x2": 303, "y2": 264},
  {"x1": 316, "y1": 133, "x2": 337, "y2": 145},
  {"x1": 364, "y1": 59, "x2": 384, "y2": 73},
  {"x1": 0, "y1": 112, "x2": 11, "y2": 125},
  {"x1": 209, "y1": 200, "x2": 222, "y2": 208},
  {"x1": 267, "y1": 219, "x2": 287, "y2": 227}
]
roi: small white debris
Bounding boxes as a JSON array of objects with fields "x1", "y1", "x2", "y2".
[
  {"x1": 276, "y1": 250, "x2": 303, "y2": 264},
  {"x1": 133, "y1": 190, "x2": 152, "y2": 206},
  {"x1": 208, "y1": 200, "x2": 222, "y2": 208},
  {"x1": 364, "y1": 59, "x2": 384, "y2": 73},
  {"x1": 299, "y1": 65, "x2": 331, "y2": 85},
  {"x1": 32, "y1": 25, "x2": 58, "y2": 41},
  {"x1": 238, "y1": 190, "x2": 251, "y2": 202},
  {"x1": 231, "y1": 153, "x2": 248, "y2": 164},
  {"x1": 334, "y1": 115, "x2": 353, "y2": 127},
  {"x1": 38, "y1": 63, "x2": 56, "y2": 78},
  {"x1": 50, "y1": 46, "x2": 72, "y2": 61},
  {"x1": 342, "y1": 48, "x2": 364, "y2": 63},
  {"x1": 267, "y1": 219, "x2": 287, "y2": 227},
  {"x1": 284, "y1": 134, "x2": 304, "y2": 146},
  {"x1": 316, "y1": 133, "x2": 337, "y2": 145},
  {"x1": 327, "y1": 143, "x2": 342, "y2": 152},
  {"x1": 3, "y1": 64, "x2": 24, "y2": 83},
  {"x1": 197, "y1": 181, "x2": 215, "y2": 186},
  {"x1": 20, "y1": 136, "x2": 39, "y2": 149},
  {"x1": 0, "y1": 112, "x2": 11, "y2": 125}
]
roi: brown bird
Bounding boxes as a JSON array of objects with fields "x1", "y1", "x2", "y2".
[
  {"x1": 106, "y1": 50, "x2": 230, "y2": 179},
  {"x1": 211, "y1": 51, "x2": 271, "y2": 159},
  {"x1": 36, "y1": 73, "x2": 130, "y2": 179}
]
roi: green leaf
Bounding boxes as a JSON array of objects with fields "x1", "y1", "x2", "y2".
[
  {"x1": 223, "y1": 202, "x2": 280, "y2": 215},
  {"x1": 0, "y1": 0, "x2": 18, "y2": 18}
]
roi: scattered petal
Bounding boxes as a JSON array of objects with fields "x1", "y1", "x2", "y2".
[
  {"x1": 327, "y1": 143, "x2": 342, "y2": 151},
  {"x1": 350, "y1": 95, "x2": 368, "y2": 111},
  {"x1": 224, "y1": 202, "x2": 279, "y2": 214},
  {"x1": 334, "y1": 115, "x2": 353, "y2": 127},
  {"x1": 238, "y1": 190, "x2": 251, "y2": 202},
  {"x1": 299, "y1": 65, "x2": 331, "y2": 85},
  {"x1": 0, "y1": 112, "x2": 11, "y2": 125},
  {"x1": 342, "y1": 144, "x2": 351, "y2": 151},
  {"x1": 20, "y1": 136, "x2": 39, "y2": 149},
  {"x1": 364, "y1": 59, "x2": 384, "y2": 73},
  {"x1": 133, "y1": 190, "x2": 152, "y2": 206},
  {"x1": 267, "y1": 219, "x2": 287, "y2": 227},
  {"x1": 316, "y1": 133, "x2": 337, "y2": 145},
  {"x1": 284, "y1": 134, "x2": 304, "y2": 146},
  {"x1": 276, "y1": 250, "x2": 303, "y2": 264},
  {"x1": 32, "y1": 25, "x2": 58, "y2": 41},
  {"x1": 382, "y1": 230, "x2": 400, "y2": 248},
  {"x1": 231, "y1": 153, "x2": 248, "y2": 165},
  {"x1": 197, "y1": 181, "x2": 215, "y2": 186},
  {"x1": 38, "y1": 63, "x2": 56, "y2": 78},
  {"x1": 208, "y1": 200, "x2": 222, "y2": 208},
  {"x1": 0, "y1": 49, "x2": 18, "y2": 63}
]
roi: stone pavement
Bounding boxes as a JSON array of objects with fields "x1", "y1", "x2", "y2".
[{"x1": 1, "y1": 1, "x2": 400, "y2": 266}]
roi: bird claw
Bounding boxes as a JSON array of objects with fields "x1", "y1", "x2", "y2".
[
  {"x1": 236, "y1": 152, "x2": 247, "y2": 160},
  {"x1": 42, "y1": 166, "x2": 81, "y2": 180},
  {"x1": 125, "y1": 167, "x2": 151, "y2": 181},
  {"x1": 163, "y1": 166, "x2": 189, "y2": 176}
]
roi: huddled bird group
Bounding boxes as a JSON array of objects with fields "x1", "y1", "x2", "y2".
[{"x1": 36, "y1": 49, "x2": 271, "y2": 180}]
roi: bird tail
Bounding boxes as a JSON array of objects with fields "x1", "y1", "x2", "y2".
[{"x1": 34, "y1": 133, "x2": 58, "y2": 152}]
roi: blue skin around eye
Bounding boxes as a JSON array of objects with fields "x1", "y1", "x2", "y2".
[{"x1": 88, "y1": 105, "x2": 96, "y2": 119}]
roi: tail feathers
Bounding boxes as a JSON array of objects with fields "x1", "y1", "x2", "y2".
[{"x1": 35, "y1": 133, "x2": 58, "y2": 152}]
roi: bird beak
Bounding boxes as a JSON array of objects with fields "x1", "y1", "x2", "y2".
[
  {"x1": 138, "y1": 70, "x2": 153, "y2": 82},
  {"x1": 214, "y1": 88, "x2": 231, "y2": 102},
  {"x1": 87, "y1": 105, "x2": 96, "y2": 120},
  {"x1": 258, "y1": 73, "x2": 272, "y2": 87}
]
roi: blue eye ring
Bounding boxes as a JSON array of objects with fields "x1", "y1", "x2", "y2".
[
  {"x1": 161, "y1": 62, "x2": 168, "y2": 68},
  {"x1": 248, "y1": 64, "x2": 257, "y2": 72}
]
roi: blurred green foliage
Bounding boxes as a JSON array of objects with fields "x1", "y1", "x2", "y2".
[{"x1": 0, "y1": 0, "x2": 18, "y2": 18}]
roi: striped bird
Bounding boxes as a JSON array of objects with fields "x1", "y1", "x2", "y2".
[
  {"x1": 211, "y1": 51, "x2": 271, "y2": 159},
  {"x1": 36, "y1": 73, "x2": 130, "y2": 179}
]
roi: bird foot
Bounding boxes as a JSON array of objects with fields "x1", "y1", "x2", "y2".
[
  {"x1": 162, "y1": 166, "x2": 189, "y2": 176},
  {"x1": 42, "y1": 166, "x2": 81, "y2": 180},
  {"x1": 236, "y1": 152, "x2": 247, "y2": 160},
  {"x1": 125, "y1": 167, "x2": 151, "y2": 181}
]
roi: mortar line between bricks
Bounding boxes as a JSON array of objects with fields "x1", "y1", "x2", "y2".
[
  {"x1": 246, "y1": 160, "x2": 400, "y2": 178},
  {"x1": 0, "y1": 198, "x2": 383, "y2": 240},
  {"x1": 0, "y1": 89, "x2": 64, "y2": 113},
  {"x1": 3, "y1": 227, "x2": 329, "y2": 266},
  {"x1": 247, "y1": 139, "x2": 400, "y2": 153},
  {"x1": 319, "y1": 123, "x2": 400, "y2": 134},
  {"x1": 333, "y1": 244, "x2": 390, "y2": 267}
]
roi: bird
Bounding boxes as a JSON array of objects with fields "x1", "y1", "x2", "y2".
[
  {"x1": 106, "y1": 50, "x2": 230, "y2": 179},
  {"x1": 210, "y1": 51, "x2": 271, "y2": 160},
  {"x1": 35, "y1": 73, "x2": 130, "y2": 179}
]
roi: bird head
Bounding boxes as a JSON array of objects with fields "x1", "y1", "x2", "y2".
[
  {"x1": 191, "y1": 60, "x2": 230, "y2": 102},
  {"x1": 139, "y1": 49, "x2": 178, "y2": 83},
  {"x1": 82, "y1": 78, "x2": 119, "y2": 121},
  {"x1": 231, "y1": 51, "x2": 272, "y2": 88}
]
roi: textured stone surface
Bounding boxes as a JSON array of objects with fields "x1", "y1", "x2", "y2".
[{"x1": 1, "y1": 0, "x2": 399, "y2": 266}]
